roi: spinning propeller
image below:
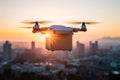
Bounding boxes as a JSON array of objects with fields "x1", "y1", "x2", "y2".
[
  {"x1": 65, "y1": 21, "x2": 99, "y2": 25},
  {"x1": 19, "y1": 20, "x2": 54, "y2": 29},
  {"x1": 21, "y1": 20, "x2": 53, "y2": 25}
]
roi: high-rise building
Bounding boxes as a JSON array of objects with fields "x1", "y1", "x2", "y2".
[
  {"x1": 31, "y1": 41, "x2": 35, "y2": 53},
  {"x1": 76, "y1": 41, "x2": 85, "y2": 57},
  {"x1": 95, "y1": 41, "x2": 98, "y2": 50},
  {"x1": 3, "y1": 41, "x2": 11, "y2": 61},
  {"x1": 89, "y1": 41, "x2": 98, "y2": 54}
]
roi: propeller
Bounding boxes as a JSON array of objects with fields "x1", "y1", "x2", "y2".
[
  {"x1": 65, "y1": 21, "x2": 99, "y2": 25},
  {"x1": 65, "y1": 21, "x2": 82, "y2": 24},
  {"x1": 18, "y1": 26, "x2": 33, "y2": 29},
  {"x1": 21, "y1": 20, "x2": 54, "y2": 25},
  {"x1": 85, "y1": 22, "x2": 99, "y2": 24}
]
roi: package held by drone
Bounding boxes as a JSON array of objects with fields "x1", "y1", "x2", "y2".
[{"x1": 46, "y1": 33, "x2": 72, "y2": 51}]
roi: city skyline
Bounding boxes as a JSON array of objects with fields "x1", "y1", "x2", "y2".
[{"x1": 0, "y1": 0, "x2": 120, "y2": 44}]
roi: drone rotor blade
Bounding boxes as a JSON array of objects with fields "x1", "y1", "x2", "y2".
[
  {"x1": 21, "y1": 21, "x2": 36, "y2": 24},
  {"x1": 38, "y1": 20, "x2": 53, "y2": 25},
  {"x1": 18, "y1": 26, "x2": 33, "y2": 29},
  {"x1": 65, "y1": 21, "x2": 82, "y2": 25},
  {"x1": 21, "y1": 20, "x2": 53, "y2": 25},
  {"x1": 85, "y1": 22, "x2": 99, "y2": 24},
  {"x1": 65, "y1": 21, "x2": 99, "y2": 25}
]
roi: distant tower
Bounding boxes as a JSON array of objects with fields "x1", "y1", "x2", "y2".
[
  {"x1": 89, "y1": 41, "x2": 98, "y2": 54},
  {"x1": 95, "y1": 41, "x2": 98, "y2": 50},
  {"x1": 31, "y1": 41, "x2": 35, "y2": 53},
  {"x1": 89, "y1": 41, "x2": 93, "y2": 53},
  {"x1": 3, "y1": 41, "x2": 11, "y2": 61},
  {"x1": 76, "y1": 41, "x2": 85, "y2": 57}
]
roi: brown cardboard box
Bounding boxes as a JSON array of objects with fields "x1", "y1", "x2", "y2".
[{"x1": 46, "y1": 33, "x2": 73, "y2": 51}]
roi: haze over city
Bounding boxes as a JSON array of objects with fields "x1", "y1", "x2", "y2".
[{"x1": 1, "y1": 0, "x2": 120, "y2": 80}]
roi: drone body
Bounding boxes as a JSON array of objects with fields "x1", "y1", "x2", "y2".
[
  {"x1": 21, "y1": 21, "x2": 97, "y2": 51},
  {"x1": 32, "y1": 21, "x2": 87, "y2": 34}
]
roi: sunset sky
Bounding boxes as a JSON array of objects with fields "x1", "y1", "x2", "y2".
[{"x1": 0, "y1": 0, "x2": 120, "y2": 46}]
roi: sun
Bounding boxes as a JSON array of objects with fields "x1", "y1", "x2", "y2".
[{"x1": 44, "y1": 32, "x2": 51, "y2": 37}]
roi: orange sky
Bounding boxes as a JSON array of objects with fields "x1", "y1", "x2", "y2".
[{"x1": 0, "y1": 0, "x2": 120, "y2": 47}]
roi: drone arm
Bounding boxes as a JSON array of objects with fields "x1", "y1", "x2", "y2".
[
  {"x1": 72, "y1": 28, "x2": 81, "y2": 32},
  {"x1": 72, "y1": 28, "x2": 87, "y2": 32}
]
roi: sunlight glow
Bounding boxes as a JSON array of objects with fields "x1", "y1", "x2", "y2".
[
  {"x1": 44, "y1": 32, "x2": 51, "y2": 37},
  {"x1": 0, "y1": 0, "x2": 120, "y2": 45}
]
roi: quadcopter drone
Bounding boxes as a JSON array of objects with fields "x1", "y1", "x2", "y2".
[{"x1": 20, "y1": 20, "x2": 98, "y2": 51}]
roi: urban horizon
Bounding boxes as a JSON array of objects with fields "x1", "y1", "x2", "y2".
[{"x1": 0, "y1": 0, "x2": 120, "y2": 80}]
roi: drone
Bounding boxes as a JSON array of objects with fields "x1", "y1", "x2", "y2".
[{"x1": 20, "y1": 20, "x2": 98, "y2": 51}]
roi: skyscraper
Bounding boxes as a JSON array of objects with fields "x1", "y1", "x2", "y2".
[
  {"x1": 89, "y1": 41, "x2": 98, "y2": 54},
  {"x1": 31, "y1": 41, "x2": 35, "y2": 53},
  {"x1": 3, "y1": 41, "x2": 11, "y2": 61},
  {"x1": 76, "y1": 41, "x2": 85, "y2": 57}
]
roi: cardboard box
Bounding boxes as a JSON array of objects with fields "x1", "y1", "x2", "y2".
[{"x1": 46, "y1": 33, "x2": 73, "y2": 51}]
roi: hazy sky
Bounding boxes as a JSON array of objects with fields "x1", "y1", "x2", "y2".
[{"x1": 0, "y1": 0, "x2": 120, "y2": 45}]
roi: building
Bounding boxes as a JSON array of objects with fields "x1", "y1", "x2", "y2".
[
  {"x1": 31, "y1": 41, "x2": 35, "y2": 53},
  {"x1": 3, "y1": 41, "x2": 12, "y2": 61},
  {"x1": 76, "y1": 41, "x2": 85, "y2": 57},
  {"x1": 89, "y1": 41, "x2": 98, "y2": 54}
]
